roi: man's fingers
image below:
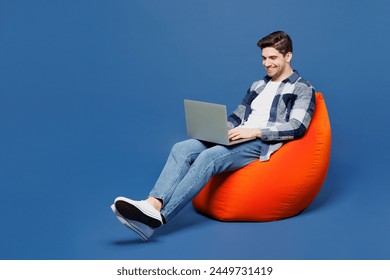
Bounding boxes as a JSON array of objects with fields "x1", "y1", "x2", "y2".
[{"x1": 229, "y1": 131, "x2": 242, "y2": 140}]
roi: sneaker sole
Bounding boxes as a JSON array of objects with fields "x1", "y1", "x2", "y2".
[
  {"x1": 111, "y1": 204, "x2": 153, "y2": 241},
  {"x1": 114, "y1": 198, "x2": 162, "y2": 228}
]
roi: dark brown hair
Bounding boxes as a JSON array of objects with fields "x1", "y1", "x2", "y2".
[{"x1": 257, "y1": 31, "x2": 293, "y2": 56}]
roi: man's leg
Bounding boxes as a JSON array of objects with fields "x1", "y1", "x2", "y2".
[
  {"x1": 160, "y1": 139, "x2": 263, "y2": 222},
  {"x1": 148, "y1": 139, "x2": 210, "y2": 207},
  {"x1": 112, "y1": 139, "x2": 209, "y2": 240}
]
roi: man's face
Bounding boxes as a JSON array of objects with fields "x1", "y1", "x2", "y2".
[{"x1": 262, "y1": 47, "x2": 292, "y2": 81}]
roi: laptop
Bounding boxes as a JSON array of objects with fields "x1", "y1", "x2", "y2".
[{"x1": 184, "y1": 99, "x2": 256, "y2": 146}]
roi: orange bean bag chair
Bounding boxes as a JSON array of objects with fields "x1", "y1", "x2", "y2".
[{"x1": 192, "y1": 92, "x2": 331, "y2": 222}]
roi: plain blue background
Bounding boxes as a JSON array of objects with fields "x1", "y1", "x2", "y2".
[{"x1": 1, "y1": 0, "x2": 389, "y2": 259}]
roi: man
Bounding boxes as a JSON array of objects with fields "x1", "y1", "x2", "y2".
[{"x1": 111, "y1": 31, "x2": 316, "y2": 241}]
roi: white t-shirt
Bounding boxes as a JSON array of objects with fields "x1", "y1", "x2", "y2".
[{"x1": 240, "y1": 81, "x2": 281, "y2": 129}]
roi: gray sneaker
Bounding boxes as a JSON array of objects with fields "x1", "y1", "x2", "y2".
[{"x1": 111, "y1": 204, "x2": 156, "y2": 241}]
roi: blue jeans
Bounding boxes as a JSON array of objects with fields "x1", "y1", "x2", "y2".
[{"x1": 149, "y1": 138, "x2": 263, "y2": 223}]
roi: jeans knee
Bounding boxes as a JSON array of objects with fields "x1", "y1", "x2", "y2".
[
  {"x1": 171, "y1": 141, "x2": 185, "y2": 156},
  {"x1": 171, "y1": 139, "x2": 205, "y2": 164},
  {"x1": 171, "y1": 140, "x2": 193, "y2": 162}
]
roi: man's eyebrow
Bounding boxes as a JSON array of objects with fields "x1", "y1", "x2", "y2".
[{"x1": 262, "y1": 55, "x2": 278, "y2": 59}]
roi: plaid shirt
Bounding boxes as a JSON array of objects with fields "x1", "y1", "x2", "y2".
[{"x1": 228, "y1": 70, "x2": 316, "y2": 161}]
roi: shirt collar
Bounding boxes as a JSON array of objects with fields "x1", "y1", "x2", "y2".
[{"x1": 264, "y1": 70, "x2": 300, "y2": 84}]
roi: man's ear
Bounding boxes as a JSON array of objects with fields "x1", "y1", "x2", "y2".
[{"x1": 285, "y1": 52, "x2": 293, "y2": 62}]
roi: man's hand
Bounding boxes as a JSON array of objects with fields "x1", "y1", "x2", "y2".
[{"x1": 228, "y1": 127, "x2": 261, "y2": 141}]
